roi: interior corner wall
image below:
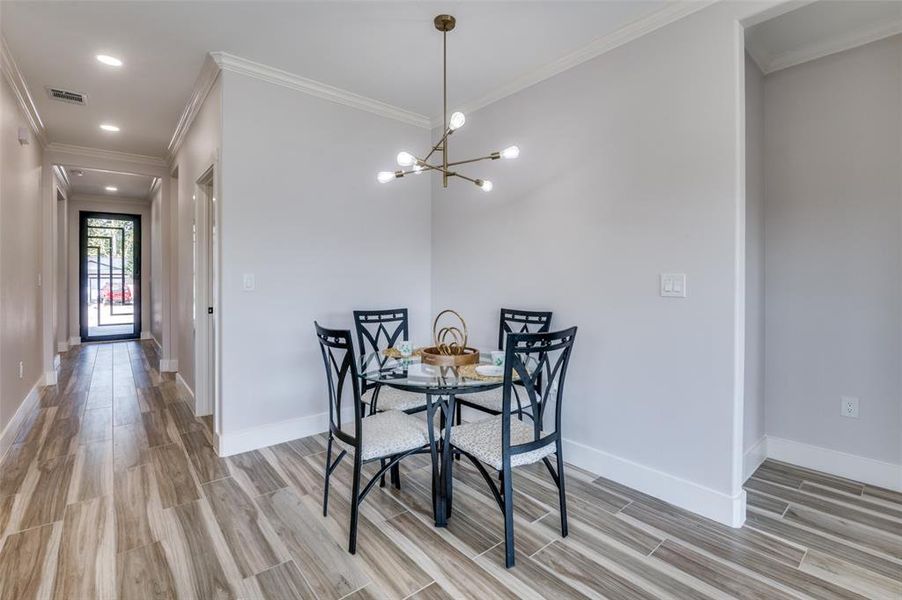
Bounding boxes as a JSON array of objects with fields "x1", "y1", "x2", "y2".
[
  {"x1": 171, "y1": 77, "x2": 222, "y2": 394},
  {"x1": 0, "y1": 74, "x2": 44, "y2": 437},
  {"x1": 216, "y1": 69, "x2": 431, "y2": 452},
  {"x1": 763, "y1": 34, "x2": 902, "y2": 480},
  {"x1": 150, "y1": 185, "x2": 163, "y2": 346},
  {"x1": 430, "y1": 1, "x2": 770, "y2": 526},
  {"x1": 66, "y1": 195, "x2": 152, "y2": 340},
  {"x1": 743, "y1": 52, "x2": 766, "y2": 469}
]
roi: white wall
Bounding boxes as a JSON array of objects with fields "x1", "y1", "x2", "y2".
[
  {"x1": 764, "y1": 35, "x2": 902, "y2": 471},
  {"x1": 430, "y1": 3, "x2": 769, "y2": 525},
  {"x1": 0, "y1": 74, "x2": 44, "y2": 435},
  {"x1": 66, "y1": 195, "x2": 152, "y2": 340},
  {"x1": 150, "y1": 184, "x2": 163, "y2": 345},
  {"x1": 217, "y1": 70, "x2": 431, "y2": 448},
  {"x1": 171, "y1": 78, "x2": 222, "y2": 393},
  {"x1": 743, "y1": 53, "x2": 765, "y2": 466}
]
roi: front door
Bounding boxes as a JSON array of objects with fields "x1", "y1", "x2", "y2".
[{"x1": 79, "y1": 211, "x2": 141, "y2": 341}]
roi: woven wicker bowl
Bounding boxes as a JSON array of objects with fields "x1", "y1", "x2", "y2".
[{"x1": 420, "y1": 346, "x2": 480, "y2": 367}]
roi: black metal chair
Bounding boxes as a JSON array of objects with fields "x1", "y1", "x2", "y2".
[
  {"x1": 353, "y1": 309, "x2": 428, "y2": 415},
  {"x1": 448, "y1": 327, "x2": 577, "y2": 568},
  {"x1": 456, "y1": 308, "x2": 553, "y2": 419},
  {"x1": 315, "y1": 322, "x2": 430, "y2": 554}
]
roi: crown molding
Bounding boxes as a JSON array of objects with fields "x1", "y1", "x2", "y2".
[
  {"x1": 1, "y1": 36, "x2": 48, "y2": 146},
  {"x1": 210, "y1": 51, "x2": 432, "y2": 129},
  {"x1": 170, "y1": 2, "x2": 717, "y2": 136},
  {"x1": 52, "y1": 164, "x2": 70, "y2": 190},
  {"x1": 168, "y1": 54, "x2": 221, "y2": 159},
  {"x1": 433, "y1": 0, "x2": 719, "y2": 127},
  {"x1": 762, "y1": 17, "x2": 902, "y2": 74},
  {"x1": 46, "y1": 142, "x2": 168, "y2": 168}
]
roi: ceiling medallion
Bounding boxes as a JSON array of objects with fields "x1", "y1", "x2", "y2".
[{"x1": 377, "y1": 14, "x2": 519, "y2": 192}]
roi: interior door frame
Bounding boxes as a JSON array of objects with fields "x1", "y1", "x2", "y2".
[
  {"x1": 79, "y1": 210, "x2": 142, "y2": 342},
  {"x1": 193, "y1": 164, "x2": 219, "y2": 421}
]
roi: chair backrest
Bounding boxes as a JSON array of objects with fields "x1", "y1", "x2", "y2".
[
  {"x1": 498, "y1": 308, "x2": 553, "y2": 350},
  {"x1": 314, "y1": 322, "x2": 363, "y2": 448},
  {"x1": 353, "y1": 309, "x2": 409, "y2": 393},
  {"x1": 501, "y1": 327, "x2": 577, "y2": 461}
]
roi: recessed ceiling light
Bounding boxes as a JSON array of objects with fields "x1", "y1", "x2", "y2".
[
  {"x1": 105, "y1": 186, "x2": 118, "y2": 192},
  {"x1": 100, "y1": 124, "x2": 120, "y2": 132},
  {"x1": 96, "y1": 54, "x2": 122, "y2": 67}
]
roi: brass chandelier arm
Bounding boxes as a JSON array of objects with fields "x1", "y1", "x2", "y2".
[
  {"x1": 423, "y1": 129, "x2": 453, "y2": 163},
  {"x1": 446, "y1": 152, "x2": 501, "y2": 168}
]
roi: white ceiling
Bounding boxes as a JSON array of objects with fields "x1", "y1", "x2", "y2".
[
  {"x1": 1, "y1": 1, "x2": 666, "y2": 157},
  {"x1": 64, "y1": 167, "x2": 155, "y2": 200},
  {"x1": 746, "y1": 0, "x2": 902, "y2": 73}
]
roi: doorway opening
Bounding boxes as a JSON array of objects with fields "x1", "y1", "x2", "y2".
[{"x1": 80, "y1": 211, "x2": 141, "y2": 341}]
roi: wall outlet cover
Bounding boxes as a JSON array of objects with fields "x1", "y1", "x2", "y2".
[{"x1": 840, "y1": 396, "x2": 859, "y2": 418}]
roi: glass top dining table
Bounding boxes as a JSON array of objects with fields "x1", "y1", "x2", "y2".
[
  {"x1": 356, "y1": 350, "x2": 503, "y2": 527},
  {"x1": 357, "y1": 351, "x2": 503, "y2": 394}
]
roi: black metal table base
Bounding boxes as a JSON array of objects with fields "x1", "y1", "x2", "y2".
[{"x1": 425, "y1": 392, "x2": 457, "y2": 527}]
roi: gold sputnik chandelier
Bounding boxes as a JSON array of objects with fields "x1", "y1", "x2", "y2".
[{"x1": 377, "y1": 14, "x2": 519, "y2": 192}]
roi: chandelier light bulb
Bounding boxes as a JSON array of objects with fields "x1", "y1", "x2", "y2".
[
  {"x1": 500, "y1": 145, "x2": 520, "y2": 160},
  {"x1": 448, "y1": 112, "x2": 466, "y2": 131},
  {"x1": 413, "y1": 163, "x2": 424, "y2": 174},
  {"x1": 377, "y1": 171, "x2": 395, "y2": 184},
  {"x1": 477, "y1": 179, "x2": 493, "y2": 192},
  {"x1": 396, "y1": 151, "x2": 417, "y2": 167}
]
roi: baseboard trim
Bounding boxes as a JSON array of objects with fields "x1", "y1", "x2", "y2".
[
  {"x1": 57, "y1": 341, "x2": 69, "y2": 353},
  {"x1": 151, "y1": 336, "x2": 162, "y2": 354},
  {"x1": 43, "y1": 370, "x2": 58, "y2": 386},
  {"x1": 140, "y1": 332, "x2": 152, "y2": 340},
  {"x1": 767, "y1": 436, "x2": 902, "y2": 492},
  {"x1": 0, "y1": 379, "x2": 43, "y2": 461},
  {"x1": 216, "y1": 412, "x2": 328, "y2": 457},
  {"x1": 562, "y1": 438, "x2": 746, "y2": 527},
  {"x1": 176, "y1": 372, "x2": 195, "y2": 411},
  {"x1": 159, "y1": 359, "x2": 178, "y2": 373},
  {"x1": 743, "y1": 436, "x2": 768, "y2": 482},
  {"x1": 68, "y1": 336, "x2": 81, "y2": 346}
]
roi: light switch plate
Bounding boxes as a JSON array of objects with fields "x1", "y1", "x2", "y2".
[
  {"x1": 242, "y1": 274, "x2": 255, "y2": 291},
  {"x1": 660, "y1": 273, "x2": 687, "y2": 298}
]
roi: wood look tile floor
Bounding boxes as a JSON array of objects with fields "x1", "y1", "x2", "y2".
[{"x1": 0, "y1": 341, "x2": 900, "y2": 599}]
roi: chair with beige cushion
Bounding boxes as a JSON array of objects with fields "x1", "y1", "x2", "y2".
[
  {"x1": 315, "y1": 322, "x2": 430, "y2": 554},
  {"x1": 448, "y1": 326, "x2": 577, "y2": 568}
]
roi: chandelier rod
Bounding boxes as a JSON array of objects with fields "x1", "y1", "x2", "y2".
[{"x1": 442, "y1": 28, "x2": 448, "y2": 188}]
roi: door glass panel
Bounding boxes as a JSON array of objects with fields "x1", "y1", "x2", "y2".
[{"x1": 82, "y1": 214, "x2": 140, "y2": 340}]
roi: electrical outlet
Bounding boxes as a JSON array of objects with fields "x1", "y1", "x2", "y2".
[
  {"x1": 840, "y1": 396, "x2": 859, "y2": 418},
  {"x1": 17, "y1": 361, "x2": 24, "y2": 380}
]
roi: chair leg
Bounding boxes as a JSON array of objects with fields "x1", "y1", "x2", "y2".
[
  {"x1": 323, "y1": 435, "x2": 333, "y2": 517},
  {"x1": 454, "y1": 403, "x2": 462, "y2": 461},
  {"x1": 391, "y1": 462, "x2": 401, "y2": 490},
  {"x1": 349, "y1": 452, "x2": 362, "y2": 554},
  {"x1": 379, "y1": 459, "x2": 387, "y2": 488},
  {"x1": 556, "y1": 441, "x2": 568, "y2": 537},
  {"x1": 502, "y1": 463, "x2": 515, "y2": 568}
]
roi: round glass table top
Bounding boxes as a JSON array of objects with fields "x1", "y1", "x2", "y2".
[{"x1": 357, "y1": 351, "x2": 503, "y2": 393}]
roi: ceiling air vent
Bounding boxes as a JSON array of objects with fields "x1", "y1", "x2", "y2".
[{"x1": 46, "y1": 87, "x2": 87, "y2": 106}]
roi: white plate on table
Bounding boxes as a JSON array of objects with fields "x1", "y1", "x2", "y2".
[{"x1": 475, "y1": 365, "x2": 503, "y2": 377}]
